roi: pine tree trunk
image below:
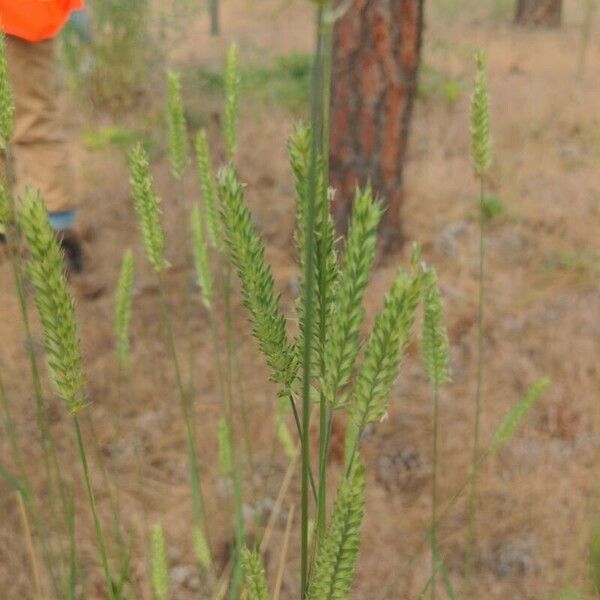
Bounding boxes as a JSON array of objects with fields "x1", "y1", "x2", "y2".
[
  {"x1": 515, "y1": 0, "x2": 563, "y2": 27},
  {"x1": 330, "y1": 0, "x2": 425, "y2": 246}
]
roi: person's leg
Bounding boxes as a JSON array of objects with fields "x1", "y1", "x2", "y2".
[{"x1": 6, "y1": 36, "x2": 78, "y2": 228}]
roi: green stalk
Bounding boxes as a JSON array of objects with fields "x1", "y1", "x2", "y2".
[
  {"x1": 221, "y1": 261, "x2": 246, "y2": 600},
  {"x1": 465, "y1": 177, "x2": 486, "y2": 589},
  {"x1": 301, "y1": 6, "x2": 326, "y2": 596},
  {"x1": 85, "y1": 411, "x2": 126, "y2": 553},
  {"x1": 431, "y1": 381, "x2": 440, "y2": 600},
  {"x1": 73, "y1": 415, "x2": 115, "y2": 600},
  {"x1": 156, "y1": 273, "x2": 211, "y2": 570},
  {"x1": 316, "y1": 4, "x2": 334, "y2": 546},
  {"x1": 209, "y1": 0, "x2": 220, "y2": 35}
]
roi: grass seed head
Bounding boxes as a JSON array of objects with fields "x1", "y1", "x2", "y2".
[
  {"x1": 17, "y1": 190, "x2": 86, "y2": 413},
  {"x1": 128, "y1": 143, "x2": 168, "y2": 273},
  {"x1": 166, "y1": 69, "x2": 189, "y2": 181},
  {"x1": 471, "y1": 49, "x2": 491, "y2": 178}
]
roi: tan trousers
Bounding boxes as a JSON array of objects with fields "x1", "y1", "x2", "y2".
[{"x1": 6, "y1": 35, "x2": 75, "y2": 214}]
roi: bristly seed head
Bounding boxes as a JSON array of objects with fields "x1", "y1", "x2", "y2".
[
  {"x1": 17, "y1": 189, "x2": 86, "y2": 413},
  {"x1": 128, "y1": 143, "x2": 168, "y2": 273},
  {"x1": 471, "y1": 49, "x2": 491, "y2": 178}
]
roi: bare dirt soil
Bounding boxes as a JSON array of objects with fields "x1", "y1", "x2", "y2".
[{"x1": 1, "y1": 1, "x2": 599, "y2": 598}]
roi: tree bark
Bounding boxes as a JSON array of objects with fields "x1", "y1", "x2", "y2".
[
  {"x1": 515, "y1": 0, "x2": 562, "y2": 27},
  {"x1": 330, "y1": 0, "x2": 424, "y2": 245}
]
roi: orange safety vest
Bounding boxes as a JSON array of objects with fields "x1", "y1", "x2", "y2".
[{"x1": 0, "y1": 0, "x2": 84, "y2": 42}]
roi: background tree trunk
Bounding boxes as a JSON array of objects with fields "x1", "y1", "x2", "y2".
[
  {"x1": 329, "y1": 0, "x2": 424, "y2": 245},
  {"x1": 515, "y1": 0, "x2": 563, "y2": 27}
]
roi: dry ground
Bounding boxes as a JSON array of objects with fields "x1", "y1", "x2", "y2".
[{"x1": 1, "y1": 0, "x2": 599, "y2": 598}]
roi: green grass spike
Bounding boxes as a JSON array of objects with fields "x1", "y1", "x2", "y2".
[
  {"x1": 219, "y1": 164, "x2": 297, "y2": 390},
  {"x1": 489, "y1": 378, "x2": 550, "y2": 453},
  {"x1": 17, "y1": 190, "x2": 86, "y2": 413},
  {"x1": 0, "y1": 32, "x2": 14, "y2": 149},
  {"x1": 345, "y1": 269, "x2": 422, "y2": 462},
  {"x1": 195, "y1": 129, "x2": 221, "y2": 250},
  {"x1": 422, "y1": 269, "x2": 451, "y2": 388},
  {"x1": 151, "y1": 523, "x2": 169, "y2": 600},
  {"x1": 115, "y1": 249, "x2": 135, "y2": 371},
  {"x1": 224, "y1": 43, "x2": 240, "y2": 161},
  {"x1": 128, "y1": 143, "x2": 168, "y2": 273},
  {"x1": 471, "y1": 50, "x2": 491, "y2": 177},
  {"x1": 241, "y1": 548, "x2": 268, "y2": 600},
  {"x1": 289, "y1": 124, "x2": 338, "y2": 375},
  {"x1": 323, "y1": 187, "x2": 382, "y2": 407},
  {"x1": 191, "y1": 204, "x2": 214, "y2": 310},
  {"x1": 307, "y1": 461, "x2": 366, "y2": 600},
  {"x1": 166, "y1": 70, "x2": 189, "y2": 181}
]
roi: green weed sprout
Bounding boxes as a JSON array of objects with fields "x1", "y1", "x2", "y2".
[
  {"x1": 166, "y1": 70, "x2": 189, "y2": 181},
  {"x1": 115, "y1": 250, "x2": 135, "y2": 372},
  {"x1": 151, "y1": 523, "x2": 169, "y2": 599},
  {"x1": 18, "y1": 191, "x2": 86, "y2": 413}
]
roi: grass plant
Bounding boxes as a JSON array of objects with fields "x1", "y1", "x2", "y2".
[
  {"x1": 0, "y1": 8, "x2": 556, "y2": 600},
  {"x1": 464, "y1": 48, "x2": 492, "y2": 590}
]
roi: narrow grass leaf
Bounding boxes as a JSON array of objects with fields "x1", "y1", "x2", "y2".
[{"x1": 0, "y1": 463, "x2": 28, "y2": 498}]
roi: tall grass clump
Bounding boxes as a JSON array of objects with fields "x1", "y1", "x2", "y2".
[{"x1": 465, "y1": 48, "x2": 491, "y2": 588}]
